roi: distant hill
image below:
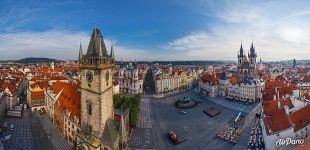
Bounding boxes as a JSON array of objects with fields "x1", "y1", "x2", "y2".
[
  {"x1": 116, "y1": 60, "x2": 236, "y2": 66},
  {"x1": 15, "y1": 57, "x2": 59, "y2": 64}
]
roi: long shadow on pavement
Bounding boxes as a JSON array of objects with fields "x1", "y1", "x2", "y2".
[{"x1": 29, "y1": 110, "x2": 55, "y2": 150}]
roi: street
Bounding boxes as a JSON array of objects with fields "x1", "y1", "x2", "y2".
[{"x1": 129, "y1": 97, "x2": 156, "y2": 149}]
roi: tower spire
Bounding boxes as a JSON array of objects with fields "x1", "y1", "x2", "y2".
[
  {"x1": 110, "y1": 45, "x2": 114, "y2": 58},
  {"x1": 119, "y1": 115, "x2": 127, "y2": 147},
  {"x1": 249, "y1": 41, "x2": 256, "y2": 57},
  {"x1": 85, "y1": 27, "x2": 108, "y2": 57},
  {"x1": 238, "y1": 41, "x2": 244, "y2": 57},
  {"x1": 79, "y1": 42, "x2": 83, "y2": 60}
]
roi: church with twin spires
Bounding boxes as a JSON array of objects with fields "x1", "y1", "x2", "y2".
[{"x1": 76, "y1": 27, "x2": 128, "y2": 150}]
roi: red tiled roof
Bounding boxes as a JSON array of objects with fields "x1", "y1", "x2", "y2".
[
  {"x1": 0, "y1": 81, "x2": 18, "y2": 95},
  {"x1": 30, "y1": 81, "x2": 49, "y2": 89},
  {"x1": 229, "y1": 76, "x2": 238, "y2": 85},
  {"x1": 54, "y1": 82, "x2": 81, "y2": 120},
  {"x1": 263, "y1": 108, "x2": 292, "y2": 135},
  {"x1": 302, "y1": 75, "x2": 310, "y2": 83},
  {"x1": 52, "y1": 80, "x2": 66, "y2": 94},
  {"x1": 275, "y1": 75, "x2": 286, "y2": 81},
  {"x1": 54, "y1": 68, "x2": 64, "y2": 73},
  {"x1": 50, "y1": 76, "x2": 67, "y2": 80},
  {"x1": 263, "y1": 98, "x2": 294, "y2": 115},
  {"x1": 289, "y1": 105, "x2": 310, "y2": 132},
  {"x1": 201, "y1": 73, "x2": 218, "y2": 86},
  {"x1": 31, "y1": 91, "x2": 45, "y2": 99},
  {"x1": 138, "y1": 72, "x2": 143, "y2": 80}
]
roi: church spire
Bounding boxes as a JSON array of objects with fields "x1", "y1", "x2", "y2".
[
  {"x1": 79, "y1": 42, "x2": 83, "y2": 60},
  {"x1": 85, "y1": 27, "x2": 108, "y2": 57},
  {"x1": 238, "y1": 41, "x2": 244, "y2": 58},
  {"x1": 110, "y1": 45, "x2": 114, "y2": 58},
  {"x1": 249, "y1": 41, "x2": 257, "y2": 57}
]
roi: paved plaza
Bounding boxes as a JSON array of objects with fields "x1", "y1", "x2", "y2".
[
  {"x1": 1, "y1": 110, "x2": 34, "y2": 150},
  {"x1": 151, "y1": 90, "x2": 240, "y2": 150}
]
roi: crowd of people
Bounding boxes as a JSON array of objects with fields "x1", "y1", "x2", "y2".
[
  {"x1": 247, "y1": 119, "x2": 265, "y2": 149},
  {"x1": 216, "y1": 115, "x2": 245, "y2": 144}
]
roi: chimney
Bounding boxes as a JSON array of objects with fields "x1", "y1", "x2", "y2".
[
  {"x1": 284, "y1": 105, "x2": 289, "y2": 115},
  {"x1": 278, "y1": 100, "x2": 281, "y2": 109}
]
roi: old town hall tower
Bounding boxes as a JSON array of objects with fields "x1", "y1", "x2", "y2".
[{"x1": 77, "y1": 27, "x2": 117, "y2": 149}]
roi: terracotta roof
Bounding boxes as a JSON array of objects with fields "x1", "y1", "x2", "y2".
[
  {"x1": 263, "y1": 108, "x2": 292, "y2": 135},
  {"x1": 302, "y1": 75, "x2": 310, "y2": 83},
  {"x1": 0, "y1": 81, "x2": 18, "y2": 95},
  {"x1": 52, "y1": 80, "x2": 66, "y2": 94},
  {"x1": 50, "y1": 76, "x2": 67, "y2": 80},
  {"x1": 229, "y1": 76, "x2": 238, "y2": 85},
  {"x1": 289, "y1": 105, "x2": 310, "y2": 132},
  {"x1": 54, "y1": 68, "x2": 64, "y2": 73},
  {"x1": 278, "y1": 86, "x2": 293, "y2": 99},
  {"x1": 275, "y1": 75, "x2": 286, "y2": 81},
  {"x1": 54, "y1": 82, "x2": 81, "y2": 120},
  {"x1": 263, "y1": 88, "x2": 276, "y2": 101},
  {"x1": 263, "y1": 98, "x2": 294, "y2": 115},
  {"x1": 30, "y1": 81, "x2": 49, "y2": 89},
  {"x1": 201, "y1": 73, "x2": 218, "y2": 86},
  {"x1": 31, "y1": 91, "x2": 45, "y2": 99},
  {"x1": 138, "y1": 72, "x2": 143, "y2": 80}
]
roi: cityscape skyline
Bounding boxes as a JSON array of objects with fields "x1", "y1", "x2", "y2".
[
  {"x1": 2, "y1": 21, "x2": 310, "y2": 150},
  {"x1": 1, "y1": 0, "x2": 310, "y2": 61}
]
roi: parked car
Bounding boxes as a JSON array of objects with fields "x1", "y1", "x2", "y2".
[
  {"x1": 180, "y1": 111, "x2": 187, "y2": 114},
  {"x1": 9, "y1": 124, "x2": 14, "y2": 131},
  {"x1": 168, "y1": 131, "x2": 178, "y2": 144}
]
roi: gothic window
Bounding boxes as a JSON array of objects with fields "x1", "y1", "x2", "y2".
[{"x1": 87, "y1": 104, "x2": 92, "y2": 115}]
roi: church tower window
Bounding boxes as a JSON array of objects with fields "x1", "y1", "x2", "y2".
[{"x1": 87, "y1": 104, "x2": 92, "y2": 115}]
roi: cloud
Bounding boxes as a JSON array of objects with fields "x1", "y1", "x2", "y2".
[
  {"x1": 164, "y1": 0, "x2": 310, "y2": 61},
  {"x1": 0, "y1": 30, "x2": 150, "y2": 61}
]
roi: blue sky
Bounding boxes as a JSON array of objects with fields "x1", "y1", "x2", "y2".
[{"x1": 1, "y1": 0, "x2": 310, "y2": 61}]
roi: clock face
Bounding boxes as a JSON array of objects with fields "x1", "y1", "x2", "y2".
[
  {"x1": 105, "y1": 71, "x2": 109, "y2": 81},
  {"x1": 86, "y1": 71, "x2": 93, "y2": 83}
]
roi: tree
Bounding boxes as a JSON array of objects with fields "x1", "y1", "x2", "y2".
[{"x1": 113, "y1": 94, "x2": 141, "y2": 127}]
